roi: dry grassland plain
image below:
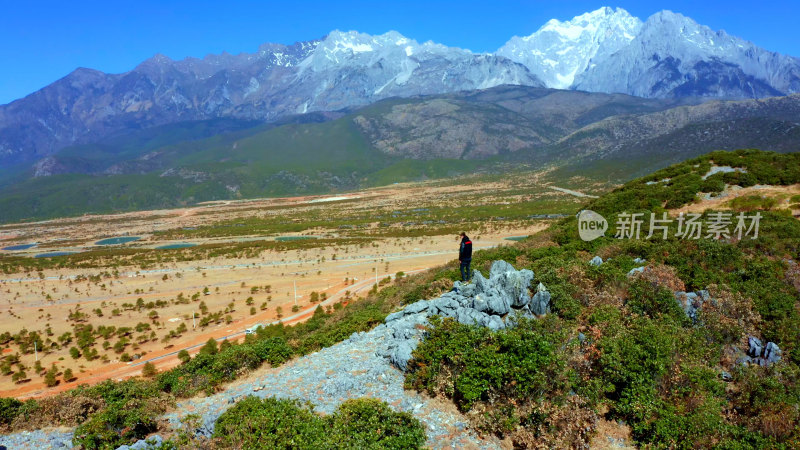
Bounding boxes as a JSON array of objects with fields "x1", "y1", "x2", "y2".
[{"x1": 0, "y1": 171, "x2": 606, "y2": 398}]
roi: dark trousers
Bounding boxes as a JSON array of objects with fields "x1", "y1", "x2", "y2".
[{"x1": 460, "y1": 260, "x2": 471, "y2": 281}]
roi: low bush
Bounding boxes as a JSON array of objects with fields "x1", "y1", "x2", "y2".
[{"x1": 212, "y1": 396, "x2": 426, "y2": 449}]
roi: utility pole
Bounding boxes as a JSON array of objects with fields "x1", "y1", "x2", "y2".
[
  {"x1": 192, "y1": 312, "x2": 196, "y2": 329},
  {"x1": 34, "y1": 341, "x2": 38, "y2": 361},
  {"x1": 375, "y1": 261, "x2": 378, "y2": 287},
  {"x1": 294, "y1": 280, "x2": 298, "y2": 306}
]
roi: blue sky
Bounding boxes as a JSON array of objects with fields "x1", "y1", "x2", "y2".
[{"x1": 1, "y1": 0, "x2": 797, "y2": 104}]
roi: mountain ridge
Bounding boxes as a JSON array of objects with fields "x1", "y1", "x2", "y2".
[
  {"x1": 1, "y1": 85, "x2": 798, "y2": 223},
  {"x1": 3, "y1": 6, "x2": 800, "y2": 169}
]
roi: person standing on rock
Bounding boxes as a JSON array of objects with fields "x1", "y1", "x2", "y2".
[{"x1": 458, "y1": 232, "x2": 473, "y2": 282}]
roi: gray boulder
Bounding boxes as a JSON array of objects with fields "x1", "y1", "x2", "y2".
[
  {"x1": 404, "y1": 300, "x2": 430, "y2": 315},
  {"x1": 452, "y1": 280, "x2": 477, "y2": 298},
  {"x1": 742, "y1": 336, "x2": 782, "y2": 367},
  {"x1": 483, "y1": 288, "x2": 512, "y2": 315},
  {"x1": 485, "y1": 315, "x2": 506, "y2": 331},
  {"x1": 387, "y1": 340, "x2": 416, "y2": 371},
  {"x1": 492, "y1": 266, "x2": 535, "y2": 307},
  {"x1": 530, "y1": 283, "x2": 551, "y2": 316},
  {"x1": 504, "y1": 306, "x2": 534, "y2": 328},
  {"x1": 764, "y1": 342, "x2": 782, "y2": 365},
  {"x1": 489, "y1": 260, "x2": 516, "y2": 279},
  {"x1": 627, "y1": 266, "x2": 645, "y2": 276},
  {"x1": 116, "y1": 435, "x2": 163, "y2": 450},
  {"x1": 589, "y1": 256, "x2": 603, "y2": 266},
  {"x1": 472, "y1": 270, "x2": 490, "y2": 294},
  {"x1": 380, "y1": 260, "x2": 537, "y2": 371},
  {"x1": 748, "y1": 337, "x2": 763, "y2": 358}
]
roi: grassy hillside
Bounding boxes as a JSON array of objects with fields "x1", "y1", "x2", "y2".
[
  {"x1": 1, "y1": 149, "x2": 798, "y2": 448},
  {"x1": 0, "y1": 122, "x2": 463, "y2": 223},
  {"x1": 405, "y1": 149, "x2": 800, "y2": 447}
]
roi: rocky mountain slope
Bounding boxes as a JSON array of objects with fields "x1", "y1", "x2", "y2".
[
  {"x1": 0, "y1": 31, "x2": 541, "y2": 167},
  {"x1": 499, "y1": 7, "x2": 800, "y2": 99},
  {"x1": 497, "y1": 7, "x2": 643, "y2": 89},
  {"x1": 3, "y1": 7, "x2": 800, "y2": 169}
]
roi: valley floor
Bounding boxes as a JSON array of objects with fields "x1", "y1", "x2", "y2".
[{"x1": 0, "y1": 171, "x2": 594, "y2": 396}]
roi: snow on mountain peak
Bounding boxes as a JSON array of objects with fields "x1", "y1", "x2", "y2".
[{"x1": 497, "y1": 7, "x2": 642, "y2": 89}]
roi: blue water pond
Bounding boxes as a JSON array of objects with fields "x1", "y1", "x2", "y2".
[
  {"x1": 156, "y1": 243, "x2": 197, "y2": 250},
  {"x1": 35, "y1": 252, "x2": 75, "y2": 258},
  {"x1": 2, "y1": 243, "x2": 37, "y2": 251},
  {"x1": 95, "y1": 236, "x2": 141, "y2": 245}
]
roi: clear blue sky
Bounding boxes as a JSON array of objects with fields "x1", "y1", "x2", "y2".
[{"x1": 1, "y1": 0, "x2": 798, "y2": 105}]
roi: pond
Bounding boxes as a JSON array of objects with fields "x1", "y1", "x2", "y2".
[
  {"x1": 35, "y1": 252, "x2": 76, "y2": 258},
  {"x1": 275, "y1": 236, "x2": 318, "y2": 241},
  {"x1": 95, "y1": 236, "x2": 141, "y2": 245},
  {"x1": 2, "y1": 243, "x2": 37, "y2": 251},
  {"x1": 156, "y1": 243, "x2": 197, "y2": 250},
  {"x1": 504, "y1": 236, "x2": 529, "y2": 241}
]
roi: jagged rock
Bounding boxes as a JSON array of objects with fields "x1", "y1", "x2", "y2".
[
  {"x1": 739, "y1": 336, "x2": 782, "y2": 367},
  {"x1": 452, "y1": 280, "x2": 476, "y2": 298},
  {"x1": 530, "y1": 283, "x2": 551, "y2": 315},
  {"x1": 633, "y1": 257, "x2": 646, "y2": 264},
  {"x1": 472, "y1": 270, "x2": 490, "y2": 294},
  {"x1": 116, "y1": 435, "x2": 163, "y2": 450},
  {"x1": 484, "y1": 288, "x2": 513, "y2": 315},
  {"x1": 504, "y1": 306, "x2": 534, "y2": 328},
  {"x1": 470, "y1": 294, "x2": 490, "y2": 313},
  {"x1": 627, "y1": 266, "x2": 645, "y2": 276},
  {"x1": 485, "y1": 315, "x2": 506, "y2": 331},
  {"x1": 491, "y1": 263, "x2": 535, "y2": 307},
  {"x1": 489, "y1": 260, "x2": 516, "y2": 279},
  {"x1": 385, "y1": 310, "x2": 405, "y2": 323},
  {"x1": 589, "y1": 256, "x2": 603, "y2": 266},
  {"x1": 764, "y1": 342, "x2": 782, "y2": 365},
  {"x1": 748, "y1": 337, "x2": 763, "y2": 358},
  {"x1": 381, "y1": 260, "x2": 535, "y2": 371},
  {"x1": 720, "y1": 371, "x2": 733, "y2": 382},
  {"x1": 429, "y1": 296, "x2": 460, "y2": 317},
  {"x1": 673, "y1": 289, "x2": 714, "y2": 323},
  {"x1": 387, "y1": 341, "x2": 416, "y2": 371}
]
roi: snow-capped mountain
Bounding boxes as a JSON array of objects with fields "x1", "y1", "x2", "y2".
[
  {"x1": 0, "y1": 30, "x2": 541, "y2": 165},
  {"x1": 2, "y1": 6, "x2": 800, "y2": 167},
  {"x1": 571, "y1": 10, "x2": 800, "y2": 97},
  {"x1": 497, "y1": 6, "x2": 642, "y2": 89},
  {"x1": 499, "y1": 7, "x2": 800, "y2": 98}
]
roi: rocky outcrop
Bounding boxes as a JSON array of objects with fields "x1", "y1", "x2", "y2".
[
  {"x1": 737, "y1": 337, "x2": 782, "y2": 367},
  {"x1": 671, "y1": 290, "x2": 783, "y2": 368},
  {"x1": 673, "y1": 290, "x2": 711, "y2": 324},
  {"x1": 379, "y1": 260, "x2": 547, "y2": 371}
]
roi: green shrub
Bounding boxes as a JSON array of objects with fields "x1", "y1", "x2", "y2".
[
  {"x1": 0, "y1": 397, "x2": 23, "y2": 427},
  {"x1": 212, "y1": 396, "x2": 426, "y2": 449},
  {"x1": 728, "y1": 195, "x2": 778, "y2": 211},
  {"x1": 326, "y1": 398, "x2": 426, "y2": 449},
  {"x1": 626, "y1": 279, "x2": 688, "y2": 324},
  {"x1": 213, "y1": 397, "x2": 325, "y2": 448},
  {"x1": 406, "y1": 317, "x2": 567, "y2": 412},
  {"x1": 73, "y1": 398, "x2": 160, "y2": 449}
]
